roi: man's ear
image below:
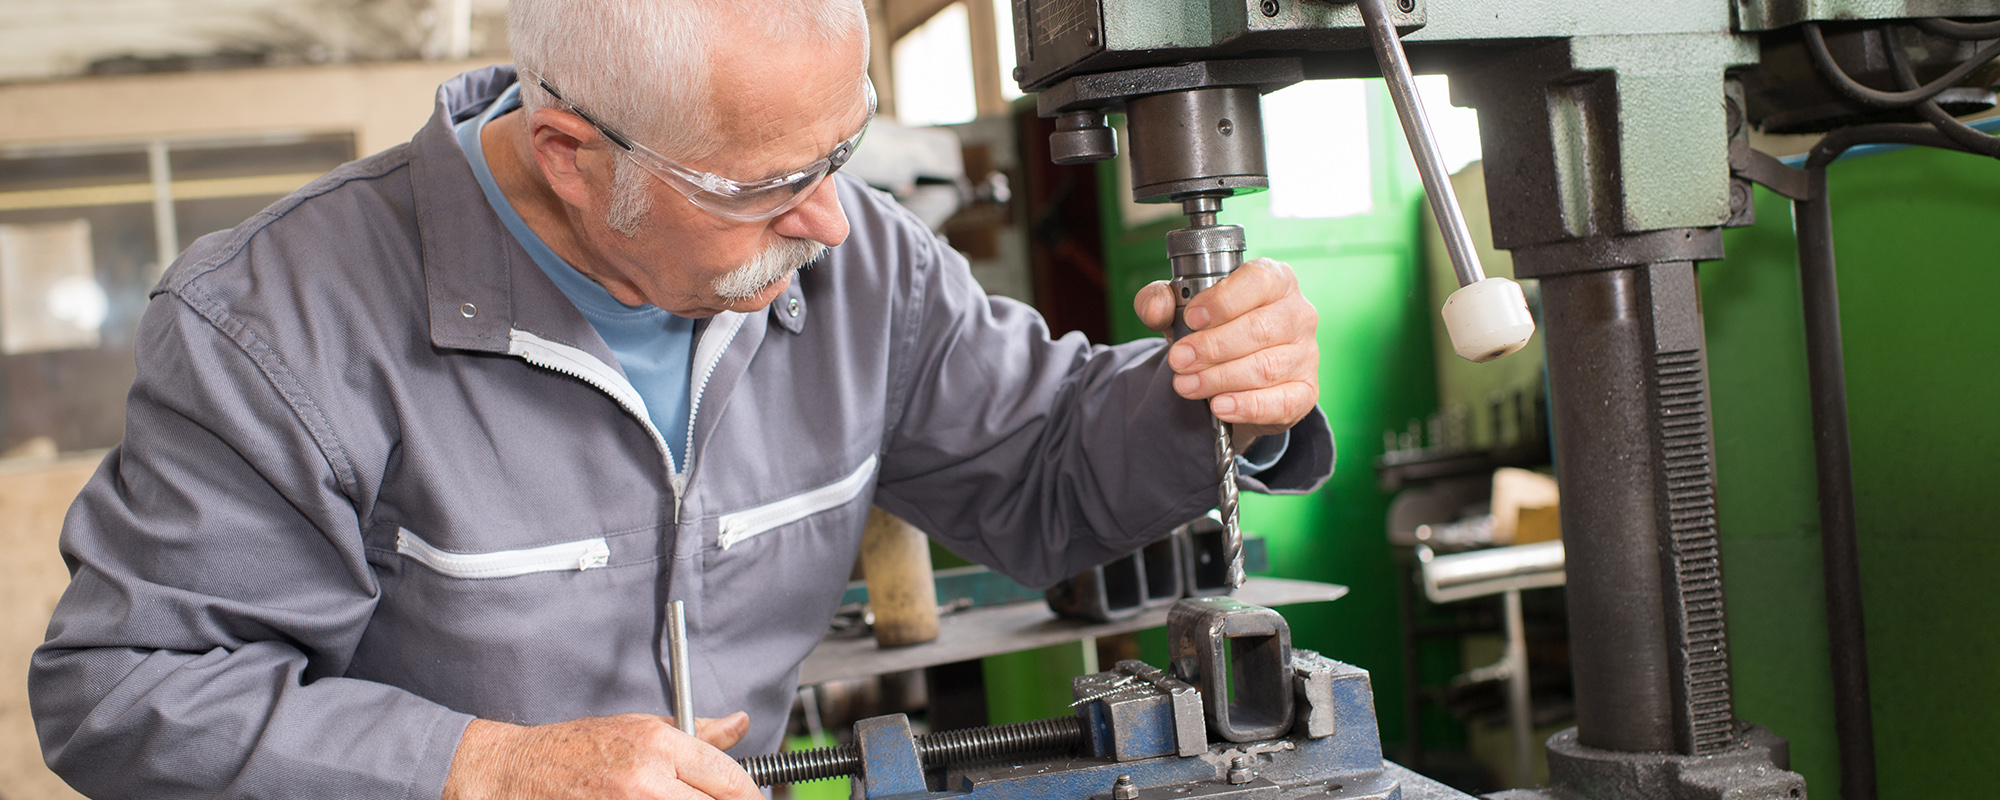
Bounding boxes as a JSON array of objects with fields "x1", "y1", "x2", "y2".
[{"x1": 526, "y1": 107, "x2": 608, "y2": 210}]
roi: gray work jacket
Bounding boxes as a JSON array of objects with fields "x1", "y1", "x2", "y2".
[{"x1": 31, "y1": 67, "x2": 1333, "y2": 799}]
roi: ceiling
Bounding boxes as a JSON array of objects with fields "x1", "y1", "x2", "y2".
[{"x1": 0, "y1": 0, "x2": 508, "y2": 83}]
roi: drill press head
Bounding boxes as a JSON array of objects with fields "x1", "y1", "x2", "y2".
[{"x1": 1124, "y1": 86, "x2": 1270, "y2": 205}]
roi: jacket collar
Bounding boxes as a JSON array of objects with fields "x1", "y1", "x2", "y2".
[
  {"x1": 413, "y1": 66, "x2": 543, "y2": 355},
  {"x1": 412, "y1": 67, "x2": 792, "y2": 388}
]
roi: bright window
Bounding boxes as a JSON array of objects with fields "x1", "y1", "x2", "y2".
[
  {"x1": 1417, "y1": 73, "x2": 1483, "y2": 175},
  {"x1": 991, "y1": 0, "x2": 1024, "y2": 102},
  {"x1": 893, "y1": 2, "x2": 978, "y2": 127},
  {"x1": 1263, "y1": 79, "x2": 1374, "y2": 220}
]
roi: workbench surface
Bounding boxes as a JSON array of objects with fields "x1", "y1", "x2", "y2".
[{"x1": 799, "y1": 577, "x2": 1348, "y2": 685}]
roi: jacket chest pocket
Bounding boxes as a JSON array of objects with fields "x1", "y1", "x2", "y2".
[
  {"x1": 395, "y1": 528, "x2": 612, "y2": 578},
  {"x1": 715, "y1": 454, "x2": 878, "y2": 550}
]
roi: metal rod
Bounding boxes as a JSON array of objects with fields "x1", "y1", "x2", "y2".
[
  {"x1": 1356, "y1": 0, "x2": 1485, "y2": 289},
  {"x1": 1502, "y1": 589, "x2": 1532, "y2": 787},
  {"x1": 1787, "y1": 121, "x2": 1988, "y2": 799},
  {"x1": 740, "y1": 715, "x2": 1087, "y2": 786},
  {"x1": 146, "y1": 140, "x2": 179, "y2": 277},
  {"x1": 1794, "y1": 170, "x2": 1878, "y2": 800},
  {"x1": 668, "y1": 600, "x2": 697, "y2": 737},
  {"x1": 1780, "y1": 121, "x2": 1988, "y2": 799}
]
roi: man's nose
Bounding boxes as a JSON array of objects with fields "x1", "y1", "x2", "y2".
[{"x1": 772, "y1": 177, "x2": 849, "y2": 248}]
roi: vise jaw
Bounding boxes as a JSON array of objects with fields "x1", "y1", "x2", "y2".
[{"x1": 1074, "y1": 659, "x2": 1207, "y2": 761}]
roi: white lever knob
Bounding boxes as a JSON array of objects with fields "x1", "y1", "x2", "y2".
[{"x1": 1443, "y1": 277, "x2": 1536, "y2": 363}]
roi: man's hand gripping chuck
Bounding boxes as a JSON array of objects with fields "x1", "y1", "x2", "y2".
[{"x1": 1135, "y1": 257, "x2": 1321, "y2": 443}]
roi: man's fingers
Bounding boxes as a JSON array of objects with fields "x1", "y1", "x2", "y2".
[
  {"x1": 1211, "y1": 381, "x2": 1320, "y2": 434},
  {"x1": 1170, "y1": 299, "x2": 1316, "y2": 375},
  {"x1": 693, "y1": 712, "x2": 750, "y2": 751},
  {"x1": 670, "y1": 731, "x2": 764, "y2": 800},
  {"x1": 1133, "y1": 280, "x2": 1175, "y2": 333},
  {"x1": 1182, "y1": 258, "x2": 1295, "y2": 332},
  {"x1": 1172, "y1": 340, "x2": 1319, "y2": 400},
  {"x1": 1158, "y1": 256, "x2": 1319, "y2": 435}
]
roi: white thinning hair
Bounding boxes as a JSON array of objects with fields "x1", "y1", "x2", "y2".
[{"x1": 509, "y1": 0, "x2": 869, "y2": 165}]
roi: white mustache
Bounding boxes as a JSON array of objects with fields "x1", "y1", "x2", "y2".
[{"x1": 713, "y1": 237, "x2": 825, "y2": 301}]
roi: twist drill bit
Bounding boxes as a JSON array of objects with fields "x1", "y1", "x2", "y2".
[
  {"x1": 1166, "y1": 194, "x2": 1247, "y2": 590},
  {"x1": 1214, "y1": 418, "x2": 1244, "y2": 588}
]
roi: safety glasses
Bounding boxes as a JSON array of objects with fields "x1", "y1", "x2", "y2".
[{"x1": 522, "y1": 68, "x2": 874, "y2": 222}]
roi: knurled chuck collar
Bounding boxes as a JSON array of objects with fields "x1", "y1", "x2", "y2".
[{"x1": 1164, "y1": 224, "x2": 1245, "y2": 258}]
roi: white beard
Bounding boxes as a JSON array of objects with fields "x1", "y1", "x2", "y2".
[{"x1": 713, "y1": 236, "x2": 825, "y2": 302}]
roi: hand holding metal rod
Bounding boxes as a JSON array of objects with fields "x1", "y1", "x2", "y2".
[
  {"x1": 1356, "y1": 0, "x2": 1535, "y2": 363},
  {"x1": 668, "y1": 599, "x2": 697, "y2": 737}
]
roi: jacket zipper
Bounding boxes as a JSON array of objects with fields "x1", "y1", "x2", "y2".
[
  {"x1": 716, "y1": 454, "x2": 879, "y2": 549},
  {"x1": 677, "y1": 314, "x2": 745, "y2": 522},
  {"x1": 397, "y1": 527, "x2": 611, "y2": 579},
  {"x1": 508, "y1": 328, "x2": 679, "y2": 476},
  {"x1": 509, "y1": 316, "x2": 744, "y2": 525}
]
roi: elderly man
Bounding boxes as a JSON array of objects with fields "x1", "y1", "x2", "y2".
[{"x1": 32, "y1": 0, "x2": 1330, "y2": 798}]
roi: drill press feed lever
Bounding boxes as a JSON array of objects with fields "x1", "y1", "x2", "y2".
[
  {"x1": 747, "y1": 598, "x2": 1476, "y2": 800},
  {"x1": 1354, "y1": 0, "x2": 1536, "y2": 363}
]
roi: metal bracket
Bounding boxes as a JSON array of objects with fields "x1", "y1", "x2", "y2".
[
  {"x1": 1035, "y1": 58, "x2": 1306, "y2": 117},
  {"x1": 1168, "y1": 597, "x2": 1295, "y2": 742},
  {"x1": 1729, "y1": 140, "x2": 1815, "y2": 202},
  {"x1": 1176, "y1": 512, "x2": 1235, "y2": 598},
  {"x1": 1511, "y1": 228, "x2": 1727, "y2": 279},
  {"x1": 1047, "y1": 551, "x2": 1149, "y2": 622}
]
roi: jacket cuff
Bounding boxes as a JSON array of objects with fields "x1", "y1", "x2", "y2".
[
  {"x1": 1236, "y1": 430, "x2": 1289, "y2": 475},
  {"x1": 1236, "y1": 405, "x2": 1334, "y2": 495},
  {"x1": 410, "y1": 709, "x2": 477, "y2": 800}
]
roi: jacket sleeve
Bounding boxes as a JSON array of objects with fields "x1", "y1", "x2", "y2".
[
  {"x1": 870, "y1": 218, "x2": 1334, "y2": 590},
  {"x1": 30, "y1": 291, "x2": 472, "y2": 800}
]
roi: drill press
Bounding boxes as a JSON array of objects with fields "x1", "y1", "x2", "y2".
[
  {"x1": 1003, "y1": 0, "x2": 2000, "y2": 797},
  {"x1": 1040, "y1": 6, "x2": 1534, "y2": 594}
]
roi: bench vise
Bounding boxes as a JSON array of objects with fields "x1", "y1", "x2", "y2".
[{"x1": 743, "y1": 597, "x2": 1475, "y2": 799}]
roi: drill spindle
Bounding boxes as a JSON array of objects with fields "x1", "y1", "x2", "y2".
[{"x1": 1166, "y1": 194, "x2": 1248, "y2": 590}]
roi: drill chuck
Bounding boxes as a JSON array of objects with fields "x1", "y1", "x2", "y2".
[{"x1": 1166, "y1": 223, "x2": 1246, "y2": 340}]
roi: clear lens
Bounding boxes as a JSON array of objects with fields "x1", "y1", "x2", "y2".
[{"x1": 681, "y1": 165, "x2": 830, "y2": 221}]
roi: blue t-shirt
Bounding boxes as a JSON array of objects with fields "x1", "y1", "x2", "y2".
[{"x1": 455, "y1": 84, "x2": 698, "y2": 474}]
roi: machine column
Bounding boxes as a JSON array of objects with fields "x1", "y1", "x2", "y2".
[{"x1": 1528, "y1": 252, "x2": 1732, "y2": 756}]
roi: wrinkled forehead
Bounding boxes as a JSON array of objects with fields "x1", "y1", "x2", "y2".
[{"x1": 698, "y1": 35, "x2": 873, "y2": 177}]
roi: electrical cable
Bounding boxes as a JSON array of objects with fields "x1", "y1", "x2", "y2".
[
  {"x1": 1802, "y1": 22, "x2": 2000, "y2": 109},
  {"x1": 1806, "y1": 123, "x2": 1976, "y2": 168},
  {"x1": 1790, "y1": 162, "x2": 1874, "y2": 800},
  {"x1": 1913, "y1": 17, "x2": 2000, "y2": 40},
  {"x1": 1770, "y1": 117, "x2": 1985, "y2": 800},
  {"x1": 1880, "y1": 23, "x2": 2000, "y2": 157}
]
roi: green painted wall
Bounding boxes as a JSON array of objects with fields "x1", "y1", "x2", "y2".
[{"x1": 1704, "y1": 146, "x2": 2000, "y2": 799}]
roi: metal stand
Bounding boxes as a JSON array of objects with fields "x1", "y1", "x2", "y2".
[{"x1": 1418, "y1": 541, "x2": 1566, "y2": 787}]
